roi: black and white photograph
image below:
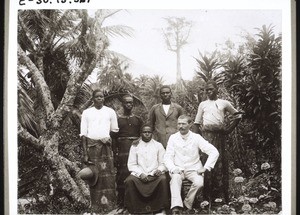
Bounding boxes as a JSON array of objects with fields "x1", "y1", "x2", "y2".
[{"x1": 6, "y1": 0, "x2": 294, "y2": 214}]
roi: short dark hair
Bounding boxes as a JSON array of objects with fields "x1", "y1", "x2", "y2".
[
  {"x1": 159, "y1": 85, "x2": 172, "y2": 93},
  {"x1": 140, "y1": 124, "x2": 153, "y2": 133},
  {"x1": 122, "y1": 94, "x2": 133, "y2": 102},
  {"x1": 178, "y1": 114, "x2": 193, "y2": 124},
  {"x1": 92, "y1": 89, "x2": 103, "y2": 98}
]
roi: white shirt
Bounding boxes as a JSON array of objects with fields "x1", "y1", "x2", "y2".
[
  {"x1": 162, "y1": 104, "x2": 170, "y2": 115},
  {"x1": 194, "y1": 99, "x2": 239, "y2": 126},
  {"x1": 127, "y1": 139, "x2": 167, "y2": 177},
  {"x1": 164, "y1": 131, "x2": 219, "y2": 173},
  {"x1": 80, "y1": 106, "x2": 119, "y2": 140}
]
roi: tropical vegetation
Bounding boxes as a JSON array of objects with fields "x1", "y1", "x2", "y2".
[{"x1": 17, "y1": 9, "x2": 281, "y2": 214}]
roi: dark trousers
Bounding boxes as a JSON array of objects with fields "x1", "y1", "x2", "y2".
[{"x1": 201, "y1": 131, "x2": 229, "y2": 203}]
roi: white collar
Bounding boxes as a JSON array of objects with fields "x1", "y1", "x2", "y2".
[
  {"x1": 140, "y1": 139, "x2": 154, "y2": 145},
  {"x1": 180, "y1": 131, "x2": 191, "y2": 140}
]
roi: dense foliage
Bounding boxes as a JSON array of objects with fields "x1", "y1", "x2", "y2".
[
  {"x1": 184, "y1": 25, "x2": 281, "y2": 214},
  {"x1": 17, "y1": 9, "x2": 281, "y2": 214}
]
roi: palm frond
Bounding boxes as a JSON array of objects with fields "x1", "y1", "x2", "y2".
[
  {"x1": 101, "y1": 25, "x2": 134, "y2": 38},
  {"x1": 96, "y1": 9, "x2": 122, "y2": 20},
  {"x1": 18, "y1": 85, "x2": 39, "y2": 137},
  {"x1": 101, "y1": 50, "x2": 132, "y2": 62}
]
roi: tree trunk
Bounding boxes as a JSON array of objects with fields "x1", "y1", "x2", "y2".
[
  {"x1": 17, "y1": 10, "x2": 112, "y2": 212},
  {"x1": 18, "y1": 45, "x2": 55, "y2": 119},
  {"x1": 40, "y1": 130, "x2": 90, "y2": 207},
  {"x1": 176, "y1": 49, "x2": 183, "y2": 91},
  {"x1": 50, "y1": 58, "x2": 96, "y2": 128}
]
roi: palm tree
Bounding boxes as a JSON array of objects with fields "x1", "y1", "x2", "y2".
[
  {"x1": 17, "y1": 9, "x2": 132, "y2": 213},
  {"x1": 138, "y1": 75, "x2": 165, "y2": 109},
  {"x1": 98, "y1": 57, "x2": 135, "y2": 91}
]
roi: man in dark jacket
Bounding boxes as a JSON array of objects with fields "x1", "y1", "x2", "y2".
[{"x1": 148, "y1": 85, "x2": 184, "y2": 148}]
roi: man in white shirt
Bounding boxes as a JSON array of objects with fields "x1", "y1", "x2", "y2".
[
  {"x1": 193, "y1": 80, "x2": 242, "y2": 203},
  {"x1": 194, "y1": 81, "x2": 241, "y2": 134},
  {"x1": 164, "y1": 115, "x2": 219, "y2": 214},
  {"x1": 78, "y1": 89, "x2": 119, "y2": 213},
  {"x1": 124, "y1": 125, "x2": 170, "y2": 214}
]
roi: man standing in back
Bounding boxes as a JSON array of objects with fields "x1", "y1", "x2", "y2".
[
  {"x1": 113, "y1": 94, "x2": 143, "y2": 210},
  {"x1": 148, "y1": 85, "x2": 184, "y2": 148},
  {"x1": 193, "y1": 80, "x2": 242, "y2": 203}
]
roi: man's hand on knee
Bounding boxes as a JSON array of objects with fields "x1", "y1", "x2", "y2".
[
  {"x1": 154, "y1": 169, "x2": 162, "y2": 176},
  {"x1": 171, "y1": 168, "x2": 183, "y2": 174},
  {"x1": 196, "y1": 167, "x2": 207, "y2": 175}
]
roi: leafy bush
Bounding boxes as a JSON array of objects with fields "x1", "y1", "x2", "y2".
[{"x1": 195, "y1": 164, "x2": 281, "y2": 214}]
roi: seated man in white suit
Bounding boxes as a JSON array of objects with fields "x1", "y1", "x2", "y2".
[{"x1": 164, "y1": 115, "x2": 219, "y2": 214}]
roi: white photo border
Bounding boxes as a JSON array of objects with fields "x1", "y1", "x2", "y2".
[{"x1": 6, "y1": 0, "x2": 294, "y2": 214}]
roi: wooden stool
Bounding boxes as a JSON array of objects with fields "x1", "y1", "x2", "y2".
[{"x1": 181, "y1": 179, "x2": 192, "y2": 197}]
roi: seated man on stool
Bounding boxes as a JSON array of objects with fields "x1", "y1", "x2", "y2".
[
  {"x1": 164, "y1": 115, "x2": 219, "y2": 214},
  {"x1": 124, "y1": 124, "x2": 170, "y2": 214}
]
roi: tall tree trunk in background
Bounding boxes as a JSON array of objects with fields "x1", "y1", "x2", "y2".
[
  {"x1": 162, "y1": 17, "x2": 192, "y2": 90},
  {"x1": 176, "y1": 49, "x2": 183, "y2": 91}
]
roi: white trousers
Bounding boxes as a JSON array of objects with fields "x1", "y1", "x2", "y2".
[{"x1": 169, "y1": 170, "x2": 204, "y2": 209}]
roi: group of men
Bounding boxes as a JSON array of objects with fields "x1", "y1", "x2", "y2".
[{"x1": 78, "y1": 81, "x2": 241, "y2": 214}]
